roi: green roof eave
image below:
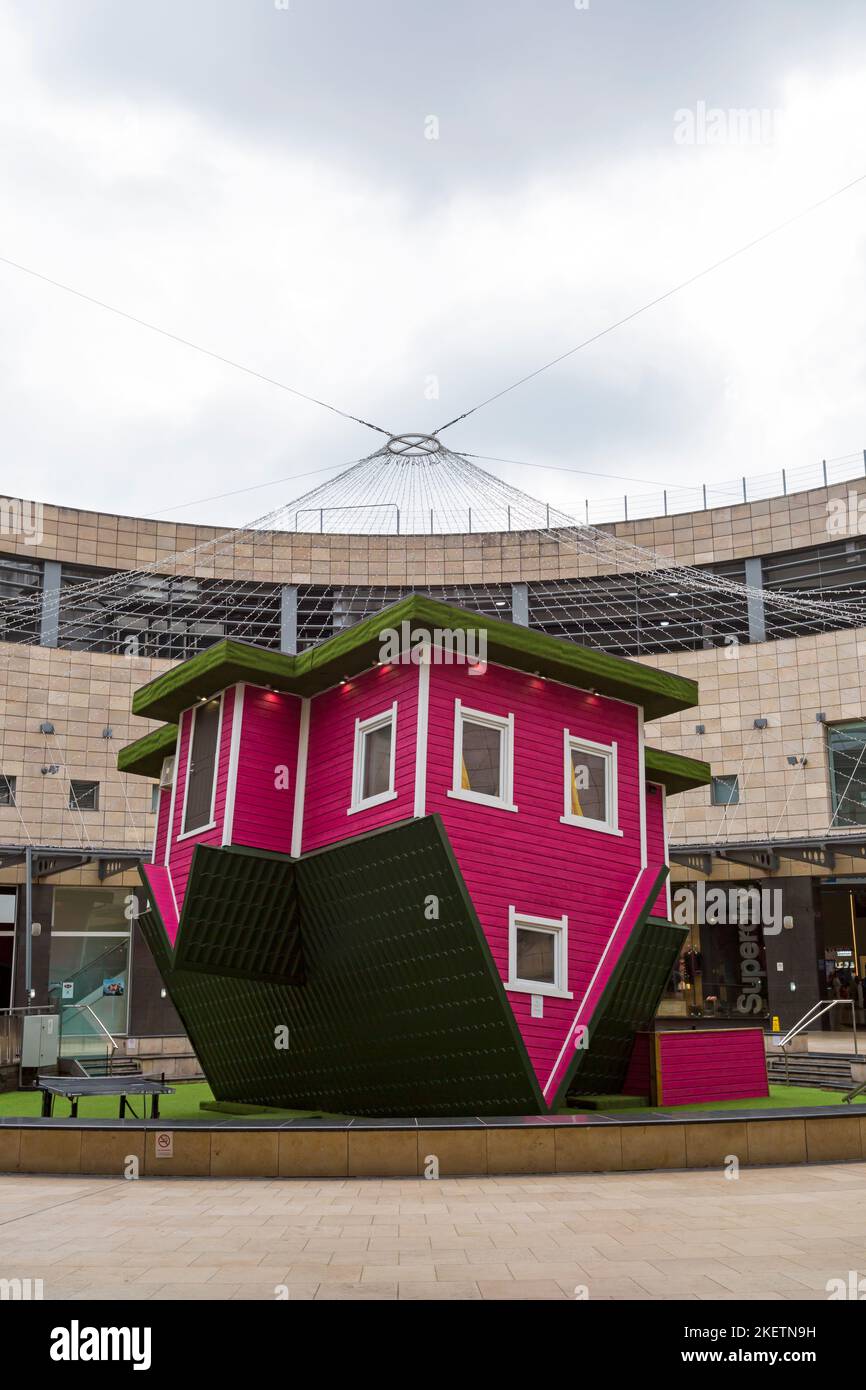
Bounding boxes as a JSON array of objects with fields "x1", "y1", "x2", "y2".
[
  {"x1": 131, "y1": 639, "x2": 298, "y2": 721},
  {"x1": 130, "y1": 594, "x2": 700, "y2": 723},
  {"x1": 117, "y1": 722, "x2": 179, "y2": 778},
  {"x1": 645, "y1": 746, "x2": 712, "y2": 796},
  {"x1": 288, "y1": 594, "x2": 699, "y2": 719}
]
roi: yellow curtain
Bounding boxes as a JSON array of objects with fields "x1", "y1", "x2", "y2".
[
  {"x1": 570, "y1": 758, "x2": 584, "y2": 816},
  {"x1": 461, "y1": 757, "x2": 470, "y2": 790}
]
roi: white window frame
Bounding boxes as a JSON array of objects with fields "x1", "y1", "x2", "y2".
[
  {"x1": 447, "y1": 700, "x2": 517, "y2": 812},
  {"x1": 560, "y1": 729, "x2": 622, "y2": 837},
  {"x1": 349, "y1": 702, "x2": 398, "y2": 814},
  {"x1": 506, "y1": 907, "x2": 572, "y2": 1000},
  {"x1": 177, "y1": 693, "x2": 224, "y2": 841}
]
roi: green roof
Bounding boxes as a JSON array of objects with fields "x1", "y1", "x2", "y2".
[
  {"x1": 129, "y1": 594, "x2": 700, "y2": 723},
  {"x1": 116, "y1": 722, "x2": 178, "y2": 779},
  {"x1": 644, "y1": 746, "x2": 712, "y2": 795}
]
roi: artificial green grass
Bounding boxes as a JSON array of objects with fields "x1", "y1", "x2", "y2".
[
  {"x1": 562, "y1": 1084, "x2": 866, "y2": 1116},
  {"x1": 0, "y1": 1081, "x2": 329, "y2": 1122},
  {"x1": 0, "y1": 1080, "x2": 862, "y2": 1122}
]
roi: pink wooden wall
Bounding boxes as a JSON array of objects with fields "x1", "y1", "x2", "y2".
[
  {"x1": 656, "y1": 1028, "x2": 769, "y2": 1105},
  {"x1": 141, "y1": 864, "x2": 180, "y2": 946},
  {"x1": 301, "y1": 662, "x2": 419, "y2": 853},
  {"x1": 425, "y1": 659, "x2": 665, "y2": 1104},
  {"x1": 165, "y1": 686, "x2": 235, "y2": 906},
  {"x1": 152, "y1": 783, "x2": 172, "y2": 865},
  {"x1": 232, "y1": 686, "x2": 301, "y2": 853},
  {"x1": 645, "y1": 783, "x2": 670, "y2": 918}
]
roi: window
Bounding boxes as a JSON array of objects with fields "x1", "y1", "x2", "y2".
[
  {"x1": 0, "y1": 775, "x2": 16, "y2": 807},
  {"x1": 181, "y1": 696, "x2": 222, "y2": 835},
  {"x1": 561, "y1": 731, "x2": 620, "y2": 834},
  {"x1": 349, "y1": 703, "x2": 398, "y2": 813},
  {"x1": 48, "y1": 887, "x2": 131, "y2": 1035},
  {"x1": 151, "y1": 785, "x2": 160, "y2": 814},
  {"x1": 449, "y1": 701, "x2": 516, "y2": 811},
  {"x1": 507, "y1": 908, "x2": 571, "y2": 999},
  {"x1": 828, "y1": 722, "x2": 866, "y2": 828},
  {"x1": 711, "y1": 774, "x2": 740, "y2": 807},
  {"x1": 69, "y1": 780, "x2": 99, "y2": 812}
]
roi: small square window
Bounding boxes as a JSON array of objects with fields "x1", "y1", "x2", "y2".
[
  {"x1": 0, "y1": 775, "x2": 16, "y2": 807},
  {"x1": 350, "y1": 704, "x2": 398, "y2": 813},
  {"x1": 69, "y1": 779, "x2": 99, "y2": 812},
  {"x1": 507, "y1": 908, "x2": 571, "y2": 999},
  {"x1": 711, "y1": 774, "x2": 739, "y2": 807},
  {"x1": 516, "y1": 927, "x2": 556, "y2": 986},
  {"x1": 561, "y1": 732, "x2": 620, "y2": 835},
  {"x1": 449, "y1": 702, "x2": 516, "y2": 811}
]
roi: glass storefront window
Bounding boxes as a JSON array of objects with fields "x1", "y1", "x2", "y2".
[
  {"x1": 828, "y1": 721, "x2": 866, "y2": 828},
  {"x1": 49, "y1": 888, "x2": 131, "y2": 1037},
  {"x1": 660, "y1": 883, "x2": 770, "y2": 1020}
]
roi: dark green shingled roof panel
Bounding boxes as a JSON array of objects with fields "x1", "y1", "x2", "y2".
[
  {"x1": 173, "y1": 844, "x2": 305, "y2": 986},
  {"x1": 139, "y1": 816, "x2": 544, "y2": 1117},
  {"x1": 130, "y1": 593, "x2": 700, "y2": 723},
  {"x1": 559, "y1": 898, "x2": 688, "y2": 1107}
]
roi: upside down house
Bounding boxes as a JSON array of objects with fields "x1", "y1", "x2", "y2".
[{"x1": 118, "y1": 594, "x2": 714, "y2": 1116}]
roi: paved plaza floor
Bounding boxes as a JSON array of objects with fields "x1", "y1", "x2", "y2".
[{"x1": 0, "y1": 1162, "x2": 863, "y2": 1301}]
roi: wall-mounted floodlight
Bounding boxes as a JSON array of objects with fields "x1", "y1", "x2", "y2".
[
  {"x1": 39, "y1": 721, "x2": 54, "y2": 735},
  {"x1": 753, "y1": 718, "x2": 769, "y2": 730}
]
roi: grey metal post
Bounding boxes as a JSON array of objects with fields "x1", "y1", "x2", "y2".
[
  {"x1": 782, "y1": 468, "x2": 787, "y2": 496},
  {"x1": 511, "y1": 582, "x2": 529, "y2": 627},
  {"x1": 39, "y1": 560, "x2": 61, "y2": 648},
  {"x1": 744, "y1": 555, "x2": 766, "y2": 644},
  {"x1": 24, "y1": 844, "x2": 32, "y2": 1001},
  {"x1": 702, "y1": 483, "x2": 707, "y2": 509},
  {"x1": 663, "y1": 490, "x2": 668, "y2": 516},
  {"x1": 624, "y1": 495, "x2": 628, "y2": 521},
  {"x1": 742, "y1": 477, "x2": 748, "y2": 502},
  {"x1": 279, "y1": 585, "x2": 298, "y2": 655},
  {"x1": 822, "y1": 459, "x2": 828, "y2": 487}
]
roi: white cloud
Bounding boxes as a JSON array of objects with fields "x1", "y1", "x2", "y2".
[{"x1": 0, "y1": 4, "x2": 864, "y2": 528}]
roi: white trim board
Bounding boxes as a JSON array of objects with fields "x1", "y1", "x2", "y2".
[
  {"x1": 163, "y1": 721, "x2": 182, "y2": 866},
  {"x1": 291, "y1": 697, "x2": 310, "y2": 858},
  {"x1": 221, "y1": 683, "x2": 246, "y2": 847},
  {"x1": 414, "y1": 652, "x2": 431, "y2": 818}
]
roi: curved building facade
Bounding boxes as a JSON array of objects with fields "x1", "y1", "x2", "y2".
[{"x1": 2, "y1": 475, "x2": 866, "y2": 1065}]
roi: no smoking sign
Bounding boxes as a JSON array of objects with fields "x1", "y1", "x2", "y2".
[{"x1": 155, "y1": 1131, "x2": 174, "y2": 1159}]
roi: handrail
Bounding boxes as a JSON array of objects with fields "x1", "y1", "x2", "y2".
[
  {"x1": 774, "y1": 999, "x2": 852, "y2": 1051},
  {"x1": 60, "y1": 1003, "x2": 118, "y2": 1055},
  {"x1": 774, "y1": 998, "x2": 858, "y2": 1086}
]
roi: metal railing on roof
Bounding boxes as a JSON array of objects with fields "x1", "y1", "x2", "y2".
[{"x1": 585, "y1": 451, "x2": 866, "y2": 527}]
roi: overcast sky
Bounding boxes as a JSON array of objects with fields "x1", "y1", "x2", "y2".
[{"x1": 1, "y1": 0, "x2": 865, "y2": 527}]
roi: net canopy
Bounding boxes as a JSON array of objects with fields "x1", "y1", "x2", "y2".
[{"x1": 1, "y1": 438, "x2": 865, "y2": 850}]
